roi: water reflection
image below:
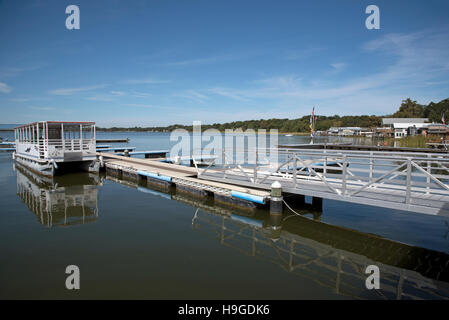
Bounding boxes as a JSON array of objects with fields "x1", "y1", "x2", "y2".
[
  {"x1": 191, "y1": 208, "x2": 449, "y2": 299},
  {"x1": 15, "y1": 163, "x2": 101, "y2": 227},
  {"x1": 107, "y1": 173, "x2": 449, "y2": 300}
]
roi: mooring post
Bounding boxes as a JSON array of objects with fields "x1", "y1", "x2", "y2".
[
  {"x1": 270, "y1": 181, "x2": 283, "y2": 215},
  {"x1": 124, "y1": 149, "x2": 130, "y2": 157}
]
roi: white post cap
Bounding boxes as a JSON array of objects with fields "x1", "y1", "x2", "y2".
[{"x1": 271, "y1": 181, "x2": 282, "y2": 189}]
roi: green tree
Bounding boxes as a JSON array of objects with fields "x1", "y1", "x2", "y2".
[{"x1": 393, "y1": 98, "x2": 425, "y2": 118}]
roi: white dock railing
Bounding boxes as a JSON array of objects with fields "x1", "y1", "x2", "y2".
[{"x1": 193, "y1": 148, "x2": 449, "y2": 216}]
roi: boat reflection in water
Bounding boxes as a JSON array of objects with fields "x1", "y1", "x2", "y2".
[
  {"x1": 107, "y1": 172, "x2": 449, "y2": 300},
  {"x1": 15, "y1": 163, "x2": 101, "y2": 227}
]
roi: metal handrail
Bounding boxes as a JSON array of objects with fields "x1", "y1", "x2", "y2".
[{"x1": 193, "y1": 148, "x2": 449, "y2": 213}]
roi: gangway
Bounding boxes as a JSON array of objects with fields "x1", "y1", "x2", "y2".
[{"x1": 194, "y1": 148, "x2": 449, "y2": 216}]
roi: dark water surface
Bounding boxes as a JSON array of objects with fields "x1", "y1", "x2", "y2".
[{"x1": 1, "y1": 132, "x2": 449, "y2": 299}]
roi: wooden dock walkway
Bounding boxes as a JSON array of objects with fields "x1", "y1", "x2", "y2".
[
  {"x1": 100, "y1": 153, "x2": 270, "y2": 207},
  {"x1": 96, "y1": 138, "x2": 129, "y2": 143}
]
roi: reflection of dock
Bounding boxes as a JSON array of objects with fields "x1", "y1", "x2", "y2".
[
  {"x1": 15, "y1": 163, "x2": 100, "y2": 227},
  {"x1": 105, "y1": 172, "x2": 449, "y2": 299},
  {"x1": 192, "y1": 209, "x2": 449, "y2": 300}
]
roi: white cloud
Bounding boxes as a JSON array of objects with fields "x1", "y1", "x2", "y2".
[
  {"x1": 130, "y1": 91, "x2": 152, "y2": 98},
  {"x1": 124, "y1": 103, "x2": 180, "y2": 110},
  {"x1": 9, "y1": 98, "x2": 31, "y2": 102},
  {"x1": 0, "y1": 65, "x2": 42, "y2": 78},
  {"x1": 29, "y1": 106, "x2": 55, "y2": 111},
  {"x1": 284, "y1": 46, "x2": 326, "y2": 60},
  {"x1": 0, "y1": 82, "x2": 12, "y2": 93},
  {"x1": 123, "y1": 79, "x2": 170, "y2": 85},
  {"x1": 49, "y1": 85, "x2": 105, "y2": 95},
  {"x1": 187, "y1": 28, "x2": 449, "y2": 116},
  {"x1": 330, "y1": 62, "x2": 346, "y2": 72},
  {"x1": 86, "y1": 95, "x2": 115, "y2": 102},
  {"x1": 208, "y1": 87, "x2": 249, "y2": 101},
  {"x1": 165, "y1": 51, "x2": 259, "y2": 67},
  {"x1": 111, "y1": 91, "x2": 126, "y2": 96},
  {"x1": 174, "y1": 90, "x2": 208, "y2": 103}
]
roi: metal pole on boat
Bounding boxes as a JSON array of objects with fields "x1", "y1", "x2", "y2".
[{"x1": 61, "y1": 123, "x2": 65, "y2": 150}]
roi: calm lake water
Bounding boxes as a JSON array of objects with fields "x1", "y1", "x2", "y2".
[{"x1": 1, "y1": 131, "x2": 449, "y2": 299}]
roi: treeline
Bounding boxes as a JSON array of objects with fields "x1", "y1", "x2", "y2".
[
  {"x1": 97, "y1": 115, "x2": 382, "y2": 133},
  {"x1": 97, "y1": 97, "x2": 449, "y2": 132}
]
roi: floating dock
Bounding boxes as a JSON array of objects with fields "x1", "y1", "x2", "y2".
[
  {"x1": 100, "y1": 152, "x2": 270, "y2": 210},
  {"x1": 96, "y1": 138, "x2": 129, "y2": 143}
]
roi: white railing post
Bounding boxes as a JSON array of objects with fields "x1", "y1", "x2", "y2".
[
  {"x1": 405, "y1": 158, "x2": 412, "y2": 204},
  {"x1": 80, "y1": 124, "x2": 83, "y2": 151},
  {"x1": 369, "y1": 151, "x2": 374, "y2": 182},
  {"x1": 253, "y1": 149, "x2": 258, "y2": 184},
  {"x1": 342, "y1": 155, "x2": 347, "y2": 196},
  {"x1": 426, "y1": 154, "x2": 431, "y2": 195},
  {"x1": 293, "y1": 154, "x2": 297, "y2": 187},
  {"x1": 323, "y1": 149, "x2": 327, "y2": 177},
  {"x1": 61, "y1": 123, "x2": 65, "y2": 151},
  {"x1": 45, "y1": 122, "x2": 48, "y2": 154},
  {"x1": 222, "y1": 149, "x2": 225, "y2": 172},
  {"x1": 36, "y1": 124, "x2": 40, "y2": 156}
]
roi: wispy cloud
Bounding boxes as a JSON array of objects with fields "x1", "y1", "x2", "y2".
[
  {"x1": 0, "y1": 82, "x2": 12, "y2": 93},
  {"x1": 0, "y1": 65, "x2": 42, "y2": 78},
  {"x1": 330, "y1": 62, "x2": 346, "y2": 72},
  {"x1": 9, "y1": 98, "x2": 31, "y2": 102},
  {"x1": 130, "y1": 91, "x2": 152, "y2": 98},
  {"x1": 86, "y1": 95, "x2": 115, "y2": 102},
  {"x1": 207, "y1": 87, "x2": 249, "y2": 101},
  {"x1": 166, "y1": 56, "x2": 227, "y2": 67},
  {"x1": 29, "y1": 106, "x2": 55, "y2": 111},
  {"x1": 124, "y1": 103, "x2": 180, "y2": 110},
  {"x1": 174, "y1": 90, "x2": 208, "y2": 103},
  {"x1": 85, "y1": 90, "x2": 128, "y2": 101},
  {"x1": 284, "y1": 46, "x2": 326, "y2": 60},
  {"x1": 122, "y1": 79, "x2": 170, "y2": 85},
  {"x1": 49, "y1": 85, "x2": 105, "y2": 95},
  {"x1": 111, "y1": 91, "x2": 126, "y2": 96},
  {"x1": 165, "y1": 51, "x2": 259, "y2": 67},
  {"x1": 191, "y1": 28, "x2": 449, "y2": 115}
]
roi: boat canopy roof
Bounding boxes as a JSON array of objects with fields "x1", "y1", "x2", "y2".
[{"x1": 14, "y1": 121, "x2": 95, "y2": 129}]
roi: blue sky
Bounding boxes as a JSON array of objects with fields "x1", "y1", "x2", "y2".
[{"x1": 0, "y1": 0, "x2": 448, "y2": 127}]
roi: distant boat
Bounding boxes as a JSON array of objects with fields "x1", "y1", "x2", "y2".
[{"x1": 285, "y1": 134, "x2": 293, "y2": 137}]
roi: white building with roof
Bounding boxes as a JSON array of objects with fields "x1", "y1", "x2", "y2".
[{"x1": 393, "y1": 123, "x2": 428, "y2": 138}]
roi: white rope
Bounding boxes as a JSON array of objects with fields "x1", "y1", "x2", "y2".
[
  {"x1": 282, "y1": 199, "x2": 311, "y2": 222},
  {"x1": 282, "y1": 199, "x2": 302, "y2": 216}
]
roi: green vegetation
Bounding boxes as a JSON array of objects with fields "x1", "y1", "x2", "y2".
[
  {"x1": 97, "y1": 97, "x2": 449, "y2": 132},
  {"x1": 384, "y1": 135, "x2": 428, "y2": 148}
]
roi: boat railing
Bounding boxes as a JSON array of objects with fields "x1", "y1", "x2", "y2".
[{"x1": 43, "y1": 139, "x2": 95, "y2": 152}]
